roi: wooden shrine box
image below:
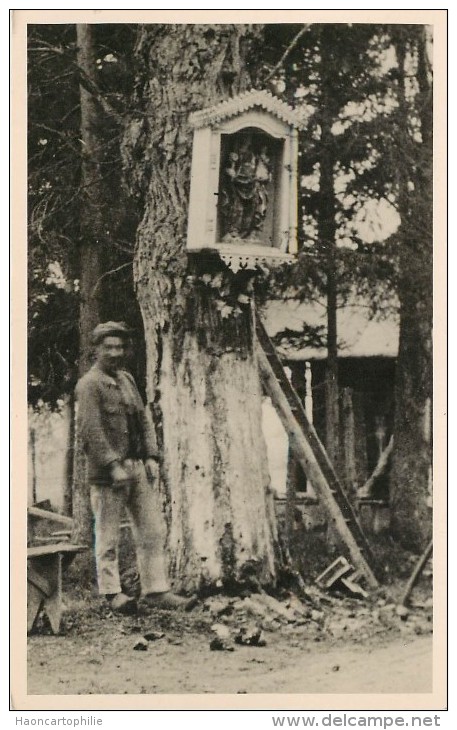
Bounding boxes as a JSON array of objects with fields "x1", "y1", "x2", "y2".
[{"x1": 187, "y1": 90, "x2": 306, "y2": 272}]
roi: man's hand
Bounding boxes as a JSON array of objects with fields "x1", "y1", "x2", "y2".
[
  {"x1": 145, "y1": 457, "x2": 160, "y2": 482},
  {"x1": 110, "y1": 461, "x2": 130, "y2": 487}
]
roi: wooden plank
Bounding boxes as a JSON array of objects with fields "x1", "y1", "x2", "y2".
[
  {"x1": 257, "y1": 344, "x2": 379, "y2": 589},
  {"x1": 27, "y1": 542, "x2": 87, "y2": 558},
  {"x1": 27, "y1": 545, "x2": 86, "y2": 635},
  {"x1": 27, "y1": 506, "x2": 73, "y2": 527}
]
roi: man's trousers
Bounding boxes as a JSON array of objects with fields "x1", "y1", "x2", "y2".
[{"x1": 90, "y1": 460, "x2": 170, "y2": 596}]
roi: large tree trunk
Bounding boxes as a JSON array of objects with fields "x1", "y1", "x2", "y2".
[
  {"x1": 159, "y1": 316, "x2": 279, "y2": 592},
  {"x1": 124, "y1": 25, "x2": 285, "y2": 593},
  {"x1": 389, "y1": 28, "x2": 433, "y2": 551},
  {"x1": 72, "y1": 24, "x2": 105, "y2": 550}
]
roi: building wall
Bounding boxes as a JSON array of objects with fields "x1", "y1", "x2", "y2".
[{"x1": 28, "y1": 404, "x2": 72, "y2": 511}]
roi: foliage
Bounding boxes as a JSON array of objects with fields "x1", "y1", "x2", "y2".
[
  {"x1": 27, "y1": 23, "x2": 142, "y2": 406},
  {"x1": 263, "y1": 24, "x2": 402, "y2": 302}
]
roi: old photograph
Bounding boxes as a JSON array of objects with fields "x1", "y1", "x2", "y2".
[{"x1": 12, "y1": 9, "x2": 446, "y2": 710}]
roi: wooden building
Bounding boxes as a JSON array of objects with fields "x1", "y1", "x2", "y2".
[{"x1": 263, "y1": 296, "x2": 399, "y2": 509}]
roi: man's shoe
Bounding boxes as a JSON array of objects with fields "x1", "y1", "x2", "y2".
[
  {"x1": 142, "y1": 591, "x2": 192, "y2": 610},
  {"x1": 106, "y1": 592, "x2": 137, "y2": 615}
]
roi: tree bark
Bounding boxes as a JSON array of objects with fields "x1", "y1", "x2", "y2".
[
  {"x1": 341, "y1": 387, "x2": 358, "y2": 502},
  {"x1": 389, "y1": 28, "x2": 433, "y2": 551},
  {"x1": 124, "y1": 25, "x2": 285, "y2": 593},
  {"x1": 76, "y1": 23, "x2": 105, "y2": 374},
  {"x1": 285, "y1": 364, "x2": 306, "y2": 547},
  {"x1": 352, "y1": 390, "x2": 368, "y2": 487},
  {"x1": 63, "y1": 394, "x2": 75, "y2": 517}
]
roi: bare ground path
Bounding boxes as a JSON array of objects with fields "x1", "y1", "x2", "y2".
[
  {"x1": 28, "y1": 631, "x2": 431, "y2": 695},
  {"x1": 27, "y1": 588, "x2": 433, "y2": 696}
]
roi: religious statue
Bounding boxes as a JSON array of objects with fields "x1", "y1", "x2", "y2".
[{"x1": 219, "y1": 134, "x2": 272, "y2": 242}]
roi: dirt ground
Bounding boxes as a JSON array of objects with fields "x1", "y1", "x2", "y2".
[{"x1": 27, "y1": 578, "x2": 433, "y2": 696}]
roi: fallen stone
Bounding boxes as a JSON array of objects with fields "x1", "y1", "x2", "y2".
[
  {"x1": 311, "y1": 610, "x2": 324, "y2": 623},
  {"x1": 261, "y1": 619, "x2": 281, "y2": 632},
  {"x1": 238, "y1": 596, "x2": 271, "y2": 620},
  {"x1": 396, "y1": 605, "x2": 410, "y2": 620},
  {"x1": 285, "y1": 594, "x2": 310, "y2": 618},
  {"x1": 209, "y1": 637, "x2": 235, "y2": 652},
  {"x1": 203, "y1": 597, "x2": 225, "y2": 612},
  {"x1": 410, "y1": 597, "x2": 433, "y2": 609},
  {"x1": 382, "y1": 603, "x2": 397, "y2": 612},
  {"x1": 251, "y1": 593, "x2": 298, "y2": 623},
  {"x1": 234, "y1": 625, "x2": 267, "y2": 647},
  {"x1": 144, "y1": 631, "x2": 165, "y2": 641},
  {"x1": 217, "y1": 603, "x2": 235, "y2": 617},
  {"x1": 211, "y1": 623, "x2": 231, "y2": 640},
  {"x1": 185, "y1": 596, "x2": 199, "y2": 612},
  {"x1": 133, "y1": 638, "x2": 148, "y2": 651}
]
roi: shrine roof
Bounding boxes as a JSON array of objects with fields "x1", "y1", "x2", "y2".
[{"x1": 189, "y1": 89, "x2": 308, "y2": 130}]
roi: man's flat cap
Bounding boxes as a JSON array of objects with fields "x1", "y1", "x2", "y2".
[{"x1": 92, "y1": 321, "x2": 132, "y2": 345}]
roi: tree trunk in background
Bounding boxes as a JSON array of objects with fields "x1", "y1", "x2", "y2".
[
  {"x1": 285, "y1": 364, "x2": 307, "y2": 546},
  {"x1": 72, "y1": 24, "x2": 105, "y2": 551},
  {"x1": 390, "y1": 28, "x2": 433, "y2": 552},
  {"x1": 341, "y1": 387, "x2": 358, "y2": 502},
  {"x1": 75, "y1": 23, "x2": 105, "y2": 375},
  {"x1": 63, "y1": 394, "x2": 75, "y2": 517},
  {"x1": 318, "y1": 27, "x2": 340, "y2": 470},
  {"x1": 124, "y1": 25, "x2": 285, "y2": 593},
  {"x1": 352, "y1": 391, "x2": 368, "y2": 488}
]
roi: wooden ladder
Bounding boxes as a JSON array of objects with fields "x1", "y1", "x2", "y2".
[{"x1": 255, "y1": 313, "x2": 380, "y2": 588}]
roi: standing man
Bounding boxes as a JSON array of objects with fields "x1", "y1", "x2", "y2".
[{"x1": 76, "y1": 321, "x2": 187, "y2": 613}]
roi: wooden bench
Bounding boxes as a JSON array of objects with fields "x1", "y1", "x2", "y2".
[
  {"x1": 27, "y1": 507, "x2": 88, "y2": 634},
  {"x1": 27, "y1": 542, "x2": 88, "y2": 634}
]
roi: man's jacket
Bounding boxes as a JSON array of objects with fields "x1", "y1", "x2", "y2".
[{"x1": 75, "y1": 364, "x2": 158, "y2": 485}]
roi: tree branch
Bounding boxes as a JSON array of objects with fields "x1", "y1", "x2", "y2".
[
  {"x1": 264, "y1": 24, "x2": 311, "y2": 83},
  {"x1": 29, "y1": 42, "x2": 124, "y2": 124},
  {"x1": 92, "y1": 262, "x2": 133, "y2": 294},
  {"x1": 76, "y1": 68, "x2": 124, "y2": 124}
]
